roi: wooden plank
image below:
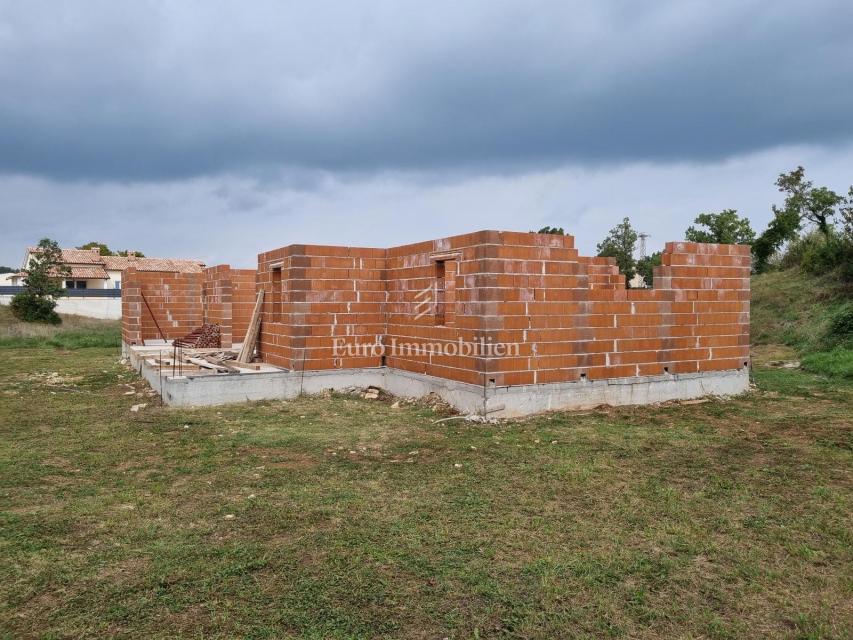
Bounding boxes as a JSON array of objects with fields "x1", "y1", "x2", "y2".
[
  {"x1": 231, "y1": 362, "x2": 261, "y2": 371},
  {"x1": 186, "y1": 357, "x2": 230, "y2": 372},
  {"x1": 172, "y1": 347, "x2": 239, "y2": 355},
  {"x1": 238, "y1": 290, "x2": 265, "y2": 364},
  {"x1": 201, "y1": 355, "x2": 240, "y2": 373}
]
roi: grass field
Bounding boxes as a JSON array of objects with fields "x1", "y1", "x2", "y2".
[
  {"x1": 0, "y1": 305, "x2": 121, "y2": 350},
  {"x1": 751, "y1": 269, "x2": 852, "y2": 378},
  {"x1": 0, "y1": 339, "x2": 851, "y2": 638}
]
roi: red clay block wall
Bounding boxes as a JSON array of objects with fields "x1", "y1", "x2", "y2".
[
  {"x1": 384, "y1": 230, "x2": 577, "y2": 385},
  {"x1": 256, "y1": 244, "x2": 386, "y2": 370},
  {"x1": 123, "y1": 231, "x2": 749, "y2": 387},
  {"x1": 203, "y1": 265, "x2": 234, "y2": 348},
  {"x1": 231, "y1": 269, "x2": 257, "y2": 343},
  {"x1": 254, "y1": 231, "x2": 750, "y2": 387},
  {"x1": 122, "y1": 268, "x2": 205, "y2": 344},
  {"x1": 458, "y1": 234, "x2": 750, "y2": 387},
  {"x1": 123, "y1": 266, "x2": 257, "y2": 347}
]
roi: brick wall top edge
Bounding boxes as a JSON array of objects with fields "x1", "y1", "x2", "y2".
[
  {"x1": 258, "y1": 230, "x2": 583, "y2": 264},
  {"x1": 254, "y1": 232, "x2": 751, "y2": 270},
  {"x1": 258, "y1": 244, "x2": 387, "y2": 262},
  {"x1": 664, "y1": 241, "x2": 752, "y2": 256}
]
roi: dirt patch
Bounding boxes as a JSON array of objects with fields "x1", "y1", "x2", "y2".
[
  {"x1": 751, "y1": 344, "x2": 799, "y2": 367},
  {"x1": 114, "y1": 455, "x2": 164, "y2": 473},
  {"x1": 96, "y1": 556, "x2": 152, "y2": 583},
  {"x1": 241, "y1": 446, "x2": 318, "y2": 470},
  {"x1": 41, "y1": 455, "x2": 78, "y2": 471}
]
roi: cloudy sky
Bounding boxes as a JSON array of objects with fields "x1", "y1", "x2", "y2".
[{"x1": 1, "y1": 0, "x2": 851, "y2": 267}]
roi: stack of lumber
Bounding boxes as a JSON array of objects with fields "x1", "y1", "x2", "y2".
[
  {"x1": 151, "y1": 349, "x2": 249, "y2": 375},
  {"x1": 173, "y1": 323, "x2": 221, "y2": 349},
  {"x1": 204, "y1": 351, "x2": 237, "y2": 362},
  {"x1": 185, "y1": 352, "x2": 240, "y2": 373}
]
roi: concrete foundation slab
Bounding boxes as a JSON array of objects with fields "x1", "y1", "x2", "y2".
[{"x1": 124, "y1": 342, "x2": 750, "y2": 417}]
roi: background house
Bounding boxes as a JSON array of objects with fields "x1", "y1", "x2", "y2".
[
  {"x1": 2, "y1": 247, "x2": 205, "y2": 319},
  {"x1": 9, "y1": 248, "x2": 204, "y2": 290}
]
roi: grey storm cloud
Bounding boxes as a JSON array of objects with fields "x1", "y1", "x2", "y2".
[{"x1": 1, "y1": 0, "x2": 852, "y2": 181}]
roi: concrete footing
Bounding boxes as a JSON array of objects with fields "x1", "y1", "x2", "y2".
[{"x1": 125, "y1": 342, "x2": 750, "y2": 417}]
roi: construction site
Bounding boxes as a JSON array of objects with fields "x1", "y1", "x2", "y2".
[{"x1": 122, "y1": 230, "x2": 751, "y2": 417}]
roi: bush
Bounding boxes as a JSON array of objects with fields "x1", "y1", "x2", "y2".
[
  {"x1": 824, "y1": 301, "x2": 853, "y2": 349},
  {"x1": 9, "y1": 292, "x2": 61, "y2": 324},
  {"x1": 779, "y1": 229, "x2": 853, "y2": 281},
  {"x1": 779, "y1": 230, "x2": 820, "y2": 269},
  {"x1": 801, "y1": 237, "x2": 849, "y2": 277}
]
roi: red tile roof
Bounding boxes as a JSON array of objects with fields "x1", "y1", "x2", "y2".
[
  {"x1": 24, "y1": 247, "x2": 205, "y2": 275},
  {"x1": 27, "y1": 247, "x2": 103, "y2": 264},
  {"x1": 65, "y1": 266, "x2": 109, "y2": 279},
  {"x1": 101, "y1": 255, "x2": 205, "y2": 273}
]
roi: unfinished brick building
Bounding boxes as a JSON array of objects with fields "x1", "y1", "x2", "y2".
[
  {"x1": 123, "y1": 231, "x2": 750, "y2": 415},
  {"x1": 122, "y1": 265, "x2": 257, "y2": 349}
]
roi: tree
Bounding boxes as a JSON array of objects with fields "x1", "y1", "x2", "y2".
[
  {"x1": 841, "y1": 187, "x2": 853, "y2": 241},
  {"x1": 597, "y1": 217, "x2": 638, "y2": 284},
  {"x1": 535, "y1": 226, "x2": 565, "y2": 235},
  {"x1": 76, "y1": 242, "x2": 145, "y2": 257},
  {"x1": 752, "y1": 166, "x2": 850, "y2": 273},
  {"x1": 752, "y1": 207, "x2": 801, "y2": 273},
  {"x1": 0, "y1": 266, "x2": 15, "y2": 274},
  {"x1": 77, "y1": 241, "x2": 114, "y2": 256},
  {"x1": 10, "y1": 238, "x2": 69, "y2": 324},
  {"x1": 685, "y1": 210, "x2": 755, "y2": 244},
  {"x1": 636, "y1": 251, "x2": 662, "y2": 287},
  {"x1": 808, "y1": 187, "x2": 845, "y2": 237},
  {"x1": 775, "y1": 166, "x2": 842, "y2": 239}
]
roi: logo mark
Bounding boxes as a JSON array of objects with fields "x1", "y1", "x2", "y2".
[{"x1": 413, "y1": 284, "x2": 436, "y2": 320}]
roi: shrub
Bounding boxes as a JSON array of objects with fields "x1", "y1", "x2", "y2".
[
  {"x1": 778, "y1": 230, "x2": 821, "y2": 270},
  {"x1": 779, "y1": 228, "x2": 853, "y2": 281},
  {"x1": 800, "y1": 236, "x2": 849, "y2": 277},
  {"x1": 824, "y1": 302, "x2": 853, "y2": 348},
  {"x1": 10, "y1": 292, "x2": 61, "y2": 324}
]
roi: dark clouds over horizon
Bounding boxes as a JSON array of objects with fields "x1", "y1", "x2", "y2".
[
  {"x1": 1, "y1": 0, "x2": 852, "y2": 181},
  {"x1": 0, "y1": 1, "x2": 852, "y2": 268}
]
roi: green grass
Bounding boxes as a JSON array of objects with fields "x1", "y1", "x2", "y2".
[
  {"x1": 801, "y1": 348, "x2": 853, "y2": 379},
  {"x1": 0, "y1": 285, "x2": 849, "y2": 636},
  {"x1": 751, "y1": 269, "x2": 851, "y2": 352},
  {"x1": 0, "y1": 304, "x2": 121, "y2": 349},
  {"x1": 0, "y1": 345, "x2": 851, "y2": 638}
]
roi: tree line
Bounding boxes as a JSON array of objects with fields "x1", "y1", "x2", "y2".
[{"x1": 537, "y1": 166, "x2": 853, "y2": 286}]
